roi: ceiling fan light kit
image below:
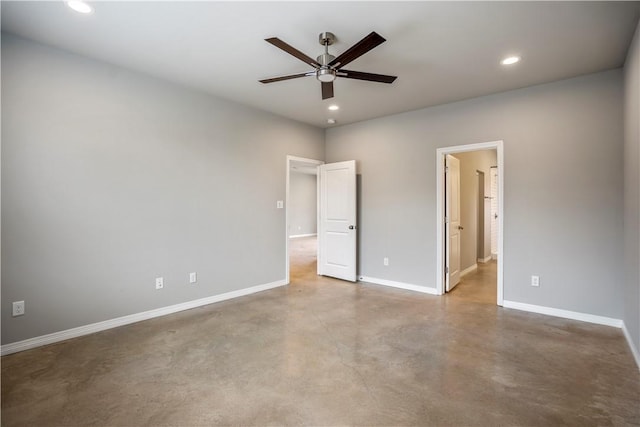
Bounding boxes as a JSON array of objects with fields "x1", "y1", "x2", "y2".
[
  {"x1": 317, "y1": 68, "x2": 336, "y2": 83},
  {"x1": 260, "y1": 31, "x2": 397, "y2": 100}
]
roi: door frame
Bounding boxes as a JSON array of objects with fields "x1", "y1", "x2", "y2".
[
  {"x1": 285, "y1": 155, "x2": 324, "y2": 284},
  {"x1": 435, "y1": 140, "x2": 504, "y2": 305}
]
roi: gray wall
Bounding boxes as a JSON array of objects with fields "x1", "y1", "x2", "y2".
[
  {"x1": 2, "y1": 30, "x2": 635, "y2": 348},
  {"x1": 326, "y1": 69, "x2": 624, "y2": 319},
  {"x1": 289, "y1": 171, "x2": 317, "y2": 237},
  {"x1": 623, "y1": 21, "x2": 640, "y2": 357},
  {"x1": 455, "y1": 150, "x2": 496, "y2": 271},
  {"x1": 1, "y1": 35, "x2": 324, "y2": 344}
]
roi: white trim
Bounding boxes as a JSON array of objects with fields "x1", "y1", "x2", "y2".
[
  {"x1": 460, "y1": 263, "x2": 478, "y2": 277},
  {"x1": 436, "y1": 140, "x2": 504, "y2": 304},
  {"x1": 491, "y1": 253, "x2": 498, "y2": 260},
  {"x1": 285, "y1": 155, "x2": 324, "y2": 284},
  {"x1": 289, "y1": 233, "x2": 317, "y2": 238},
  {"x1": 1, "y1": 279, "x2": 286, "y2": 356},
  {"x1": 358, "y1": 276, "x2": 439, "y2": 295},
  {"x1": 622, "y1": 322, "x2": 640, "y2": 370},
  {"x1": 478, "y1": 256, "x2": 492, "y2": 263},
  {"x1": 502, "y1": 300, "x2": 623, "y2": 328}
]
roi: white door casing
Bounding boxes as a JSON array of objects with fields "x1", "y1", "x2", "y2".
[
  {"x1": 318, "y1": 160, "x2": 357, "y2": 282},
  {"x1": 445, "y1": 154, "x2": 461, "y2": 291}
]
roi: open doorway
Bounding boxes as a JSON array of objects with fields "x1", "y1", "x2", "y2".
[
  {"x1": 436, "y1": 141, "x2": 504, "y2": 305},
  {"x1": 285, "y1": 156, "x2": 323, "y2": 284}
]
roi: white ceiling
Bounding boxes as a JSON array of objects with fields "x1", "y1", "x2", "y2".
[{"x1": 2, "y1": 1, "x2": 639, "y2": 128}]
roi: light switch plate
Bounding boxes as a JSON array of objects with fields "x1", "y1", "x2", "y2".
[{"x1": 276, "y1": 200, "x2": 284, "y2": 209}]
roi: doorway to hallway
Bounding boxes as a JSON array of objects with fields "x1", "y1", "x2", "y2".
[
  {"x1": 436, "y1": 140, "x2": 504, "y2": 305},
  {"x1": 285, "y1": 155, "x2": 358, "y2": 284},
  {"x1": 286, "y1": 156, "x2": 322, "y2": 284}
]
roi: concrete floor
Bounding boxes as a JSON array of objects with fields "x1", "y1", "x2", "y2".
[{"x1": 2, "y1": 236, "x2": 639, "y2": 426}]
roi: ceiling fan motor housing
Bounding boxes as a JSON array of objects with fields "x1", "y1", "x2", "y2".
[{"x1": 317, "y1": 53, "x2": 336, "y2": 66}]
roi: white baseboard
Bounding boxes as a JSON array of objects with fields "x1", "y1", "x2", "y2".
[
  {"x1": 502, "y1": 300, "x2": 623, "y2": 328},
  {"x1": 622, "y1": 322, "x2": 640, "y2": 370},
  {"x1": 358, "y1": 275, "x2": 439, "y2": 295},
  {"x1": 289, "y1": 233, "x2": 317, "y2": 238},
  {"x1": 477, "y1": 256, "x2": 492, "y2": 263},
  {"x1": 460, "y1": 264, "x2": 478, "y2": 277},
  {"x1": 1, "y1": 279, "x2": 287, "y2": 356}
]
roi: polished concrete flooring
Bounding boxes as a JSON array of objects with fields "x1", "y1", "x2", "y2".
[{"x1": 2, "y1": 237, "x2": 639, "y2": 426}]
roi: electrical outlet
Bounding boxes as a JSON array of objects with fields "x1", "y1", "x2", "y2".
[
  {"x1": 531, "y1": 275, "x2": 540, "y2": 287},
  {"x1": 383, "y1": 257, "x2": 389, "y2": 266},
  {"x1": 155, "y1": 277, "x2": 164, "y2": 290},
  {"x1": 12, "y1": 301, "x2": 25, "y2": 317},
  {"x1": 189, "y1": 272, "x2": 197, "y2": 284}
]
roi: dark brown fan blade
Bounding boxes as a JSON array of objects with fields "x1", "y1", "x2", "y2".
[
  {"x1": 265, "y1": 37, "x2": 321, "y2": 68},
  {"x1": 259, "y1": 73, "x2": 310, "y2": 84},
  {"x1": 321, "y1": 81, "x2": 334, "y2": 99},
  {"x1": 328, "y1": 32, "x2": 386, "y2": 69},
  {"x1": 338, "y1": 69, "x2": 397, "y2": 83}
]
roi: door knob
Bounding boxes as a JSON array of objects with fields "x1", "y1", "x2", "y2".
[
  {"x1": 458, "y1": 226, "x2": 464, "y2": 230},
  {"x1": 349, "y1": 225, "x2": 356, "y2": 230}
]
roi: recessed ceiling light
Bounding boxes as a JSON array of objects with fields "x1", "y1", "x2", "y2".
[
  {"x1": 328, "y1": 105, "x2": 339, "y2": 111},
  {"x1": 501, "y1": 56, "x2": 520, "y2": 66},
  {"x1": 327, "y1": 119, "x2": 336, "y2": 124},
  {"x1": 67, "y1": 1, "x2": 93, "y2": 14}
]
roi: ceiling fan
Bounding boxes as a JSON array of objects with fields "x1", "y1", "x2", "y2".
[{"x1": 259, "y1": 31, "x2": 397, "y2": 100}]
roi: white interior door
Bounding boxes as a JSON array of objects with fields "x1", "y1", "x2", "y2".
[
  {"x1": 318, "y1": 160, "x2": 357, "y2": 282},
  {"x1": 446, "y1": 154, "x2": 461, "y2": 291}
]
